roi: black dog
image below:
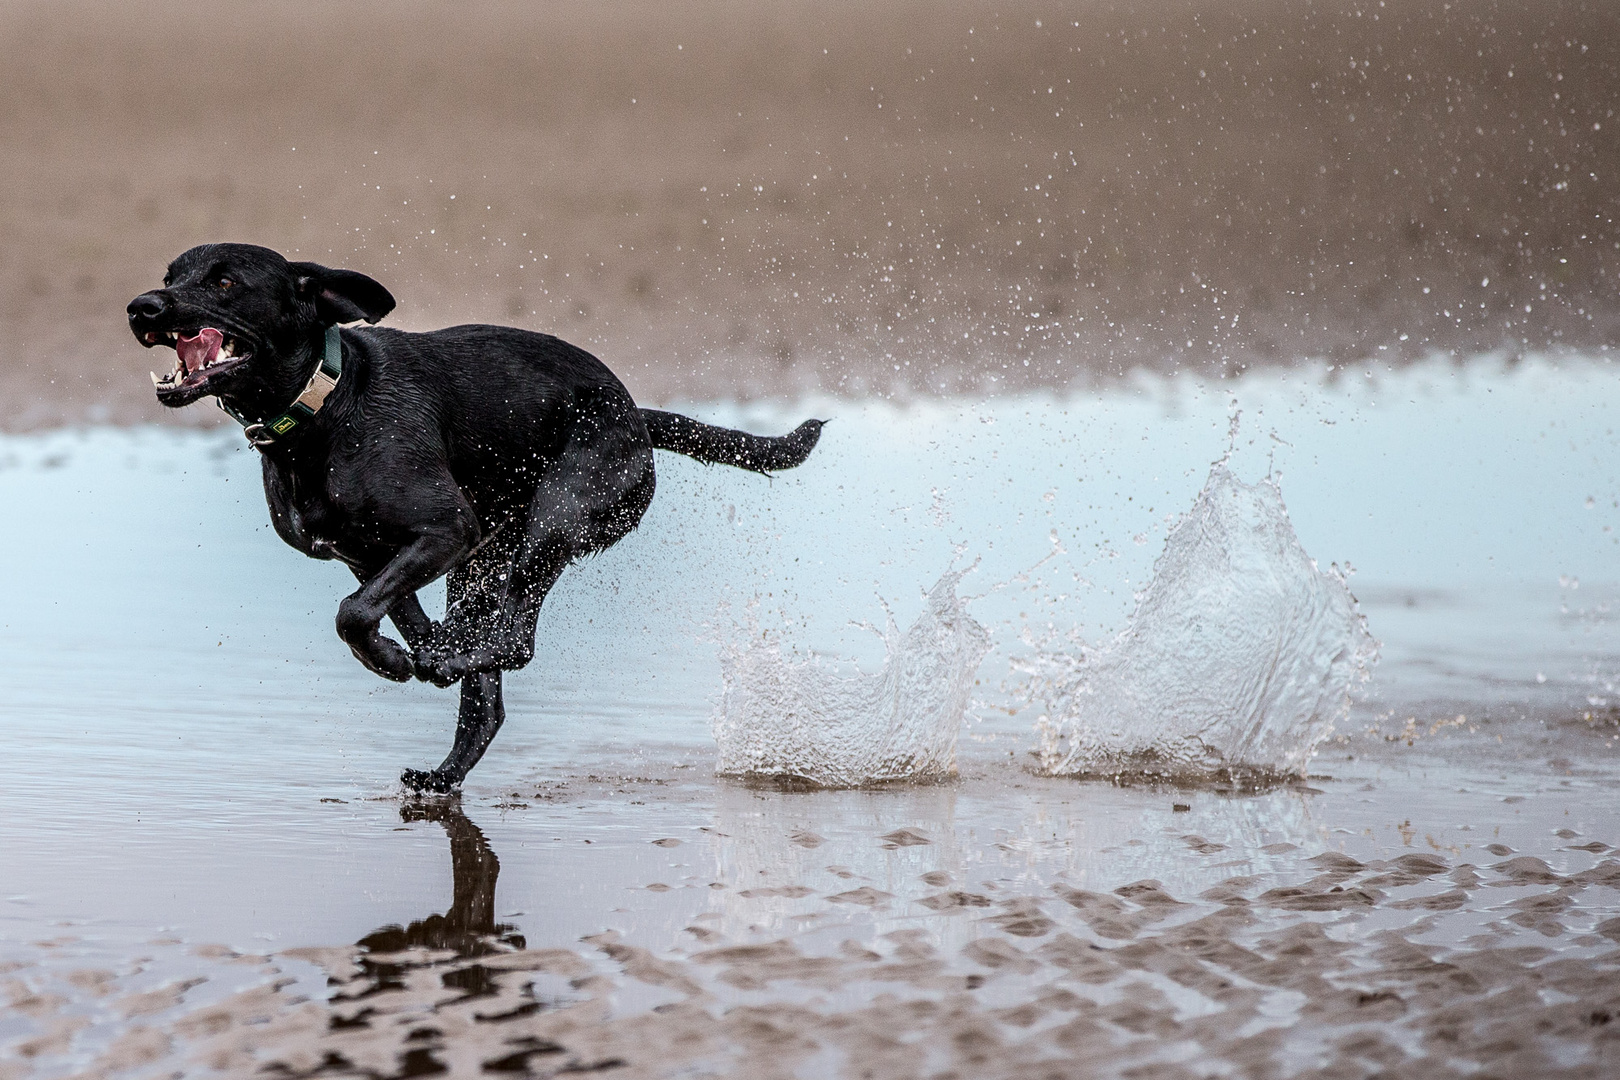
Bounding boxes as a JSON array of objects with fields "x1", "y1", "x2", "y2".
[{"x1": 127, "y1": 243, "x2": 821, "y2": 791}]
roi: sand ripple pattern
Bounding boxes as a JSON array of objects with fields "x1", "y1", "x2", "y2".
[
  {"x1": 4, "y1": 848, "x2": 1618, "y2": 1079},
  {"x1": 1032, "y1": 465, "x2": 1379, "y2": 781}
]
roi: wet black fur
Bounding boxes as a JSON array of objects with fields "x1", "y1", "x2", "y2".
[{"x1": 128, "y1": 243, "x2": 822, "y2": 791}]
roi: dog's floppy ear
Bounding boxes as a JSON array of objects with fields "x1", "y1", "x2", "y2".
[{"x1": 290, "y1": 262, "x2": 396, "y2": 325}]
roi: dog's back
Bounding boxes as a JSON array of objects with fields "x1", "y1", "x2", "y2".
[
  {"x1": 348, "y1": 323, "x2": 642, "y2": 480},
  {"x1": 356, "y1": 322, "x2": 821, "y2": 480}
]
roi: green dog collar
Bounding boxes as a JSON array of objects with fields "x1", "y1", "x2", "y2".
[{"x1": 222, "y1": 325, "x2": 343, "y2": 448}]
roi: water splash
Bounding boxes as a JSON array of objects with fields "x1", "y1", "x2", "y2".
[
  {"x1": 1027, "y1": 464, "x2": 1378, "y2": 783},
  {"x1": 714, "y1": 571, "x2": 991, "y2": 787}
]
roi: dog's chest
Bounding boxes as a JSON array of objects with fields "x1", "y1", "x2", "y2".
[
  {"x1": 278, "y1": 465, "x2": 374, "y2": 564},
  {"x1": 296, "y1": 496, "x2": 353, "y2": 550}
]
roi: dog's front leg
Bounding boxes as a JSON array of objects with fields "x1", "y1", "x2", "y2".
[
  {"x1": 388, "y1": 593, "x2": 438, "y2": 650},
  {"x1": 346, "y1": 567, "x2": 439, "y2": 652},
  {"x1": 337, "y1": 522, "x2": 475, "y2": 681}
]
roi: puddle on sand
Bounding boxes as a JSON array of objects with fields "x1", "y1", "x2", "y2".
[{"x1": 3, "y1": 359, "x2": 1620, "y2": 1076}]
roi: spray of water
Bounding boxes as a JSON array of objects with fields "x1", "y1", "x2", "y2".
[
  {"x1": 714, "y1": 571, "x2": 991, "y2": 787},
  {"x1": 1026, "y1": 463, "x2": 1378, "y2": 784}
]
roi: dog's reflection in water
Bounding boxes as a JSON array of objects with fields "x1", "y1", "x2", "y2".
[
  {"x1": 338, "y1": 800, "x2": 539, "y2": 1015},
  {"x1": 359, "y1": 800, "x2": 525, "y2": 959},
  {"x1": 280, "y1": 803, "x2": 597, "y2": 1077}
]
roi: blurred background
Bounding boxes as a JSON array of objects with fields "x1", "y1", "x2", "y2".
[{"x1": 1, "y1": 0, "x2": 1615, "y2": 428}]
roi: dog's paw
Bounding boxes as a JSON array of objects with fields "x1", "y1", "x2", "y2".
[
  {"x1": 412, "y1": 645, "x2": 513, "y2": 685},
  {"x1": 349, "y1": 634, "x2": 414, "y2": 682},
  {"x1": 413, "y1": 647, "x2": 472, "y2": 687},
  {"x1": 401, "y1": 767, "x2": 460, "y2": 794}
]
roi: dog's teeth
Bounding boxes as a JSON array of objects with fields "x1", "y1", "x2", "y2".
[{"x1": 150, "y1": 371, "x2": 161, "y2": 385}]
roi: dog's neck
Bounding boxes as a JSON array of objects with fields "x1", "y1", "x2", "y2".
[{"x1": 217, "y1": 326, "x2": 344, "y2": 446}]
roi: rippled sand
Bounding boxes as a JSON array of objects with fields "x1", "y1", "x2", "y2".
[
  {"x1": 5, "y1": 789, "x2": 1618, "y2": 1079},
  {"x1": 2, "y1": 0, "x2": 1617, "y2": 426}
]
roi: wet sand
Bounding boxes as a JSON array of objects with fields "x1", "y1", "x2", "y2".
[
  {"x1": 3, "y1": 0, "x2": 1619, "y2": 427},
  {"x1": 4, "y1": 771, "x2": 1619, "y2": 1079}
]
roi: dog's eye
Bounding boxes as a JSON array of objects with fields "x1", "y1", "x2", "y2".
[{"x1": 217, "y1": 277, "x2": 235, "y2": 290}]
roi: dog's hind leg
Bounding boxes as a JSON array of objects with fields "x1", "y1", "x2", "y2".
[
  {"x1": 483, "y1": 538, "x2": 572, "y2": 671},
  {"x1": 499, "y1": 407, "x2": 658, "y2": 665},
  {"x1": 402, "y1": 547, "x2": 519, "y2": 790},
  {"x1": 416, "y1": 404, "x2": 656, "y2": 684},
  {"x1": 405, "y1": 405, "x2": 654, "y2": 789},
  {"x1": 412, "y1": 532, "x2": 519, "y2": 687},
  {"x1": 401, "y1": 670, "x2": 505, "y2": 793}
]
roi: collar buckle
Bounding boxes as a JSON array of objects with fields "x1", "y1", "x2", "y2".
[
  {"x1": 222, "y1": 326, "x2": 344, "y2": 450},
  {"x1": 242, "y1": 422, "x2": 276, "y2": 448}
]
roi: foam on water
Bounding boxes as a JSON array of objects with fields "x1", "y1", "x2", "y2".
[
  {"x1": 1027, "y1": 463, "x2": 1379, "y2": 782},
  {"x1": 713, "y1": 571, "x2": 991, "y2": 786}
]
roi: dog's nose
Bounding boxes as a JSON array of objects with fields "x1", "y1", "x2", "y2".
[{"x1": 127, "y1": 292, "x2": 171, "y2": 323}]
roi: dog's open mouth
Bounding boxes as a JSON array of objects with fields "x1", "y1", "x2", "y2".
[{"x1": 146, "y1": 328, "x2": 251, "y2": 396}]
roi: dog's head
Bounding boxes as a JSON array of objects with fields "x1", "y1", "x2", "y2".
[{"x1": 127, "y1": 243, "x2": 394, "y2": 411}]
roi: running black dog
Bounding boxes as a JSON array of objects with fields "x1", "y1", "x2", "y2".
[{"x1": 127, "y1": 243, "x2": 822, "y2": 791}]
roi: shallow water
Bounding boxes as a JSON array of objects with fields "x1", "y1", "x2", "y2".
[{"x1": 3, "y1": 360, "x2": 1620, "y2": 1076}]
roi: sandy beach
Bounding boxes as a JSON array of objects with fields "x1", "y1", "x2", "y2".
[{"x1": 2, "y1": 0, "x2": 1619, "y2": 426}]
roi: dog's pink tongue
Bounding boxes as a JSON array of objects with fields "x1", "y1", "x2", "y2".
[{"x1": 176, "y1": 328, "x2": 223, "y2": 374}]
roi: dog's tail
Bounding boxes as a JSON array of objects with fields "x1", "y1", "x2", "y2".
[{"x1": 640, "y1": 409, "x2": 824, "y2": 475}]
